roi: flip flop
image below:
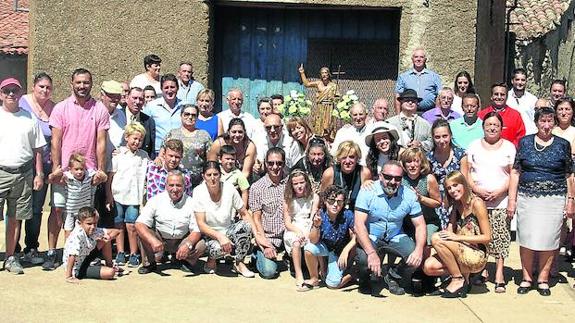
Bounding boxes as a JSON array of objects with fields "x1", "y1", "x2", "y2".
[
  {"x1": 494, "y1": 282, "x2": 506, "y2": 293},
  {"x1": 297, "y1": 282, "x2": 318, "y2": 292}
]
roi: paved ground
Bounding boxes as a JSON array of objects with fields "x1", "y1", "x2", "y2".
[{"x1": 0, "y1": 217, "x2": 574, "y2": 322}]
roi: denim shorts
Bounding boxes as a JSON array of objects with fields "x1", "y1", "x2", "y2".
[
  {"x1": 114, "y1": 202, "x2": 139, "y2": 224},
  {"x1": 304, "y1": 242, "x2": 346, "y2": 288}
]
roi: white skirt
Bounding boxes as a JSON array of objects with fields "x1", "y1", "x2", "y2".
[{"x1": 516, "y1": 193, "x2": 564, "y2": 251}]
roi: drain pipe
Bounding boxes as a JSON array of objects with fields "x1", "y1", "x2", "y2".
[{"x1": 504, "y1": 0, "x2": 519, "y2": 82}]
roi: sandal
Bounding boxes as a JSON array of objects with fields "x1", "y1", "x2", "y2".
[
  {"x1": 494, "y1": 282, "x2": 506, "y2": 293},
  {"x1": 517, "y1": 280, "x2": 532, "y2": 294},
  {"x1": 297, "y1": 282, "x2": 319, "y2": 292},
  {"x1": 537, "y1": 281, "x2": 551, "y2": 296}
]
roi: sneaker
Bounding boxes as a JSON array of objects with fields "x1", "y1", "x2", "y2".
[
  {"x1": 42, "y1": 250, "x2": 60, "y2": 271},
  {"x1": 90, "y1": 257, "x2": 102, "y2": 266},
  {"x1": 115, "y1": 252, "x2": 126, "y2": 266},
  {"x1": 384, "y1": 273, "x2": 405, "y2": 295},
  {"x1": 128, "y1": 254, "x2": 141, "y2": 268},
  {"x1": 4, "y1": 256, "x2": 24, "y2": 274},
  {"x1": 138, "y1": 263, "x2": 157, "y2": 275},
  {"x1": 22, "y1": 249, "x2": 44, "y2": 265}
]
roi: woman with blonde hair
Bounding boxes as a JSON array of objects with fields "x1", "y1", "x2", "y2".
[
  {"x1": 195, "y1": 89, "x2": 224, "y2": 140},
  {"x1": 423, "y1": 171, "x2": 491, "y2": 298}
]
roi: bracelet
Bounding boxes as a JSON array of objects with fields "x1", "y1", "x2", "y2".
[{"x1": 36, "y1": 172, "x2": 44, "y2": 177}]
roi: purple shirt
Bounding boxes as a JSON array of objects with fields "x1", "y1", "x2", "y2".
[
  {"x1": 49, "y1": 95, "x2": 110, "y2": 170},
  {"x1": 145, "y1": 162, "x2": 193, "y2": 200},
  {"x1": 421, "y1": 107, "x2": 461, "y2": 125}
]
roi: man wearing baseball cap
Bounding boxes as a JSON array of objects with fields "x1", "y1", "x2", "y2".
[{"x1": 0, "y1": 77, "x2": 46, "y2": 274}]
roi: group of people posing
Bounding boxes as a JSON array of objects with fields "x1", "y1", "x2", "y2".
[{"x1": 1, "y1": 50, "x2": 574, "y2": 299}]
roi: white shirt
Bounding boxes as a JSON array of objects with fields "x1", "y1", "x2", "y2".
[
  {"x1": 0, "y1": 107, "x2": 46, "y2": 168},
  {"x1": 63, "y1": 226, "x2": 107, "y2": 276},
  {"x1": 506, "y1": 89, "x2": 538, "y2": 135},
  {"x1": 137, "y1": 191, "x2": 199, "y2": 239},
  {"x1": 452, "y1": 95, "x2": 464, "y2": 116},
  {"x1": 217, "y1": 109, "x2": 258, "y2": 140},
  {"x1": 193, "y1": 181, "x2": 243, "y2": 234},
  {"x1": 255, "y1": 133, "x2": 301, "y2": 168},
  {"x1": 330, "y1": 123, "x2": 372, "y2": 165},
  {"x1": 111, "y1": 147, "x2": 150, "y2": 205},
  {"x1": 105, "y1": 108, "x2": 127, "y2": 171},
  {"x1": 130, "y1": 73, "x2": 161, "y2": 98}
]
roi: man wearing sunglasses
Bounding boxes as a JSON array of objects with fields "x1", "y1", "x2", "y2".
[
  {"x1": 0, "y1": 77, "x2": 46, "y2": 274},
  {"x1": 254, "y1": 114, "x2": 300, "y2": 174},
  {"x1": 249, "y1": 147, "x2": 287, "y2": 279},
  {"x1": 354, "y1": 160, "x2": 426, "y2": 296}
]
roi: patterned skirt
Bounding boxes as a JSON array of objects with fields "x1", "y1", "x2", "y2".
[{"x1": 487, "y1": 208, "x2": 511, "y2": 259}]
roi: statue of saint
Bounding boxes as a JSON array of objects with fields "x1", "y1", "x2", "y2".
[{"x1": 298, "y1": 64, "x2": 339, "y2": 140}]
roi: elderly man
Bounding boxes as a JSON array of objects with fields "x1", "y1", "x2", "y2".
[
  {"x1": 451, "y1": 93, "x2": 484, "y2": 150},
  {"x1": 101, "y1": 81, "x2": 127, "y2": 168},
  {"x1": 145, "y1": 138, "x2": 192, "y2": 200},
  {"x1": 249, "y1": 147, "x2": 287, "y2": 279},
  {"x1": 478, "y1": 83, "x2": 525, "y2": 146},
  {"x1": 176, "y1": 61, "x2": 204, "y2": 105},
  {"x1": 119, "y1": 81, "x2": 129, "y2": 109},
  {"x1": 130, "y1": 54, "x2": 162, "y2": 96},
  {"x1": 387, "y1": 89, "x2": 432, "y2": 151},
  {"x1": 506, "y1": 68, "x2": 537, "y2": 134},
  {"x1": 370, "y1": 98, "x2": 389, "y2": 123},
  {"x1": 44, "y1": 68, "x2": 110, "y2": 271},
  {"x1": 254, "y1": 114, "x2": 300, "y2": 174},
  {"x1": 330, "y1": 102, "x2": 371, "y2": 164},
  {"x1": 355, "y1": 161, "x2": 426, "y2": 296},
  {"x1": 121, "y1": 87, "x2": 156, "y2": 158},
  {"x1": 143, "y1": 74, "x2": 182, "y2": 156},
  {"x1": 0, "y1": 78, "x2": 46, "y2": 274},
  {"x1": 136, "y1": 170, "x2": 205, "y2": 274},
  {"x1": 217, "y1": 88, "x2": 257, "y2": 140},
  {"x1": 395, "y1": 47, "x2": 442, "y2": 113},
  {"x1": 421, "y1": 87, "x2": 461, "y2": 124}
]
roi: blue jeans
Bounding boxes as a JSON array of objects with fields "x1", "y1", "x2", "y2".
[
  {"x1": 254, "y1": 249, "x2": 279, "y2": 279},
  {"x1": 304, "y1": 242, "x2": 346, "y2": 288},
  {"x1": 114, "y1": 202, "x2": 140, "y2": 224},
  {"x1": 356, "y1": 233, "x2": 416, "y2": 286}
]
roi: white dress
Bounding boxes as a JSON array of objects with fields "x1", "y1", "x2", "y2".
[{"x1": 283, "y1": 197, "x2": 313, "y2": 254}]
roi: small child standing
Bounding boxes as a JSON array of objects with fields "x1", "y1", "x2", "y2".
[
  {"x1": 219, "y1": 145, "x2": 249, "y2": 206},
  {"x1": 63, "y1": 207, "x2": 120, "y2": 283},
  {"x1": 106, "y1": 123, "x2": 150, "y2": 267}
]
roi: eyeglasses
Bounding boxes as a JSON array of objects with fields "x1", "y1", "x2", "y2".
[
  {"x1": 382, "y1": 174, "x2": 402, "y2": 182},
  {"x1": 309, "y1": 137, "x2": 326, "y2": 146},
  {"x1": 182, "y1": 112, "x2": 198, "y2": 119},
  {"x1": 265, "y1": 125, "x2": 282, "y2": 131},
  {"x1": 2, "y1": 87, "x2": 20, "y2": 95},
  {"x1": 326, "y1": 198, "x2": 345, "y2": 206},
  {"x1": 266, "y1": 160, "x2": 284, "y2": 167}
]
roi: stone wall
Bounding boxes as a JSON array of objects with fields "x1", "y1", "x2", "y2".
[{"x1": 29, "y1": 0, "x2": 494, "y2": 100}]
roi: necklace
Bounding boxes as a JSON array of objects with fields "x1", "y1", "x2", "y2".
[
  {"x1": 29, "y1": 95, "x2": 50, "y2": 122},
  {"x1": 534, "y1": 136, "x2": 552, "y2": 152}
]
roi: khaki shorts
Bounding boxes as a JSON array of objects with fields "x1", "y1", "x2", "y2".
[{"x1": 0, "y1": 168, "x2": 33, "y2": 220}]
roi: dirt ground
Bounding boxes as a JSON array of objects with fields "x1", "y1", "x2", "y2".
[{"x1": 1, "y1": 214, "x2": 574, "y2": 323}]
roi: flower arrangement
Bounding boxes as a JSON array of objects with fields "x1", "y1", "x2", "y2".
[
  {"x1": 332, "y1": 90, "x2": 359, "y2": 122},
  {"x1": 277, "y1": 90, "x2": 312, "y2": 118}
]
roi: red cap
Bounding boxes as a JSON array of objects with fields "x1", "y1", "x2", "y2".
[{"x1": 0, "y1": 77, "x2": 22, "y2": 90}]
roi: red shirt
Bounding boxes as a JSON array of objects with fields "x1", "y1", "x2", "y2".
[{"x1": 478, "y1": 105, "x2": 526, "y2": 146}]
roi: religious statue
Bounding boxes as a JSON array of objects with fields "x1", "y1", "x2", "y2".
[{"x1": 298, "y1": 64, "x2": 340, "y2": 140}]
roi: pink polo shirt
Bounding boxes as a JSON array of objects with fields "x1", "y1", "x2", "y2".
[{"x1": 49, "y1": 95, "x2": 110, "y2": 170}]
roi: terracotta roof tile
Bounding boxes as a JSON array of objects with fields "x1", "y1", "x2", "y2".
[
  {"x1": 508, "y1": 0, "x2": 571, "y2": 41},
  {"x1": 0, "y1": 0, "x2": 28, "y2": 55}
]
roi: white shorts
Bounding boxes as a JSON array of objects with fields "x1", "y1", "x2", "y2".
[{"x1": 64, "y1": 212, "x2": 76, "y2": 231}]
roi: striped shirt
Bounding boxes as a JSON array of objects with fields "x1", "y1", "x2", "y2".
[
  {"x1": 249, "y1": 175, "x2": 286, "y2": 248},
  {"x1": 64, "y1": 170, "x2": 96, "y2": 217}
]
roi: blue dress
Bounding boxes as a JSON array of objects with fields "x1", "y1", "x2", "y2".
[{"x1": 196, "y1": 115, "x2": 220, "y2": 141}]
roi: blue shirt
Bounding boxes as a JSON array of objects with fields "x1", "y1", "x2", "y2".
[
  {"x1": 451, "y1": 117, "x2": 484, "y2": 150},
  {"x1": 177, "y1": 79, "x2": 205, "y2": 105},
  {"x1": 395, "y1": 68, "x2": 442, "y2": 111},
  {"x1": 355, "y1": 183, "x2": 422, "y2": 242},
  {"x1": 143, "y1": 97, "x2": 182, "y2": 153},
  {"x1": 319, "y1": 209, "x2": 354, "y2": 254}
]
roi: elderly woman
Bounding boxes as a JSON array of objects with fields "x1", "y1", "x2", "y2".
[
  {"x1": 291, "y1": 137, "x2": 332, "y2": 193},
  {"x1": 508, "y1": 107, "x2": 574, "y2": 296},
  {"x1": 16, "y1": 72, "x2": 55, "y2": 264},
  {"x1": 467, "y1": 112, "x2": 516, "y2": 293},
  {"x1": 364, "y1": 121, "x2": 404, "y2": 179},
  {"x1": 423, "y1": 171, "x2": 491, "y2": 298},
  {"x1": 162, "y1": 104, "x2": 212, "y2": 187},
  {"x1": 427, "y1": 119, "x2": 468, "y2": 228},
  {"x1": 208, "y1": 118, "x2": 257, "y2": 181},
  {"x1": 321, "y1": 141, "x2": 369, "y2": 210},
  {"x1": 194, "y1": 161, "x2": 257, "y2": 277},
  {"x1": 195, "y1": 89, "x2": 224, "y2": 141}
]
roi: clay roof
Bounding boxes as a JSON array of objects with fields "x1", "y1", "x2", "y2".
[
  {"x1": 508, "y1": 0, "x2": 571, "y2": 41},
  {"x1": 0, "y1": 0, "x2": 28, "y2": 55}
]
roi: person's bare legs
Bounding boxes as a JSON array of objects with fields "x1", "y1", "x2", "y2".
[
  {"x1": 519, "y1": 246, "x2": 535, "y2": 288},
  {"x1": 5, "y1": 217, "x2": 22, "y2": 257},
  {"x1": 126, "y1": 223, "x2": 139, "y2": 255},
  {"x1": 536, "y1": 250, "x2": 555, "y2": 288},
  {"x1": 423, "y1": 255, "x2": 448, "y2": 277},
  {"x1": 304, "y1": 250, "x2": 319, "y2": 285},
  {"x1": 430, "y1": 234, "x2": 465, "y2": 292},
  {"x1": 495, "y1": 257, "x2": 505, "y2": 284},
  {"x1": 47, "y1": 207, "x2": 63, "y2": 250},
  {"x1": 292, "y1": 242, "x2": 304, "y2": 286},
  {"x1": 114, "y1": 223, "x2": 126, "y2": 255}
]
